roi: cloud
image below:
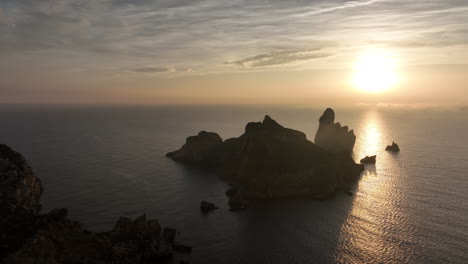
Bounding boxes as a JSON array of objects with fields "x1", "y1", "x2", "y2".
[
  {"x1": 1, "y1": 0, "x2": 468, "y2": 75},
  {"x1": 132, "y1": 67, "x2": 173, "y2": 73},
  {"x1": 293, "y1": 0, "x2": 389, "y2": 17},
  {"x1": 131, "y1": 67, "x2": 191, "y2": 73},
  {"x1": 226, "y1": 49, "x2": 333, "y2": 68}
]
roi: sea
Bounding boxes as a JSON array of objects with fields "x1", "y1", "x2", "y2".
[{"x1": 0, "y1": 104, "x2": 466, "y2": 264}]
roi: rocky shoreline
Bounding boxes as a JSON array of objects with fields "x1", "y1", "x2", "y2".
[
  {"x1": 0, "y1": 144, "x2": 189, "y2": 263},
  {"x1": 167, "y1": 108, "x2": 365, "y2": 209}
]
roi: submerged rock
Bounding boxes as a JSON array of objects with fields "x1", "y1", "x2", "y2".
[
  {"x1": 314, "y1": 108, "x2": 356, "y2": 155},
  {"x1": 385, "y1": 141, "x2": 400, "y2": 152},
  {"x1": 360, "y1": 155, "x2": 376, "y2": 164},
  {"x1": 167, "y1": 109, "x2": 364, "y2": 203},
  {"x1": 0, "y1": 144, "x2": 187, "y2": 263},
  {"x1": 200, "y1": 201, "x2": 218, "y2": 213}
]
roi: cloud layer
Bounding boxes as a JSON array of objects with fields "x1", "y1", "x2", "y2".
[
  {"x1": 1, "y1": 0, "x2": 468, "y2": 75},
  {"x1": 227, "y1": 49, "x2": 333, "y2": 68}
]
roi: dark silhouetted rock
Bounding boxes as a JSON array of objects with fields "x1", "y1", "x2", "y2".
[
  {"x1": 156, "y1": 227, "x2": 177, "y2": 258},
  {"x1": 110, "y1": 214, "x2": 161, "y2": 242},
  {"x1": 385, "y1": 141, "x2": 400, "y2": 152},
  {"x1": 314, "y1": 108, "x2": 356, "y2": 155},
  {"x1": 166, "y1": 131, "x2": 222, "y2": 166},
  {"x1": 200, "y1": 201, "x2": 218, "y2": 213},
  {"x1": 0, "y1": 144, "x2": 43, "y2": 215},
  {"x1": 4, "y1": 211, "x2": 175, "y2": 263},
  {"x1": 345, "y1": 191, "x2": 354, "y2": 196},
  {"x1": 167, "y1": 110, "x2": 364, "y2": 205},
  {"x1": 0, "y1": 144, "x2": 188, "y2": 263},
  {"x1": 360, "y1": 155, "x2": 376, "y2": 164}
]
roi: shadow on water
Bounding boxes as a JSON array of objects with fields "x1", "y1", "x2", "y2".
[
  {"x1": 363, "y1": 164, "x2": 377, "y2": 176},
  {"x1": 171, "y1": 161, "x2": 360, "y2": 264},
  {"x1": 240, "y1": 194, "x2": 357, "y2": 264}
]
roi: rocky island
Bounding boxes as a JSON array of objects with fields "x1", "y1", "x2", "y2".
[
  {"x1": 167, "y1": 108, "x2": 365, "y2": 208},
  {"x1": 360, "y1": 155, "x2": 377, "y2": 164},
  {"x1": 386, "y1": 141, "x2": 400, "y2": 152},
  {"x1": 0, "y1": 144, "x2": 189, "y2": 263}
]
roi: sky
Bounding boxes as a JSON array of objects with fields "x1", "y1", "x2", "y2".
[{"x1": 1, "y1": 0, "x2": 467, "y2": 105}]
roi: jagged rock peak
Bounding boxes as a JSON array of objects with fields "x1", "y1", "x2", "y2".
[
  {"x1": 314, "y1": 108, "x2": 356, "y2": 155},
  {"x1": 319, "y1": 108, "x2": 335, "y2": 125},
  {"x1": 262, "y1": 115, "x2": 283, "y2": 128}
]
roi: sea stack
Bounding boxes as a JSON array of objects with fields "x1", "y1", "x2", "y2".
[
  {"x1": 385, "y1": 141, "x2": 400, "y2": 152},
  {"x1": 314, "y1": 108, "x2": 356, "y2": 155}
]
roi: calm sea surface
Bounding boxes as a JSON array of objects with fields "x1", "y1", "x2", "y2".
[{"x1": 0, "y1": 105, "x2": 467, "y2": 263}]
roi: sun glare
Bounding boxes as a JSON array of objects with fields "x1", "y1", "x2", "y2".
[{"x1": 352, "y1": 50, "x2": 399, "y2": 93}]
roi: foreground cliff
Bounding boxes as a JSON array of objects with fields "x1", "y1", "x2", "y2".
[
  {"x1": 0, "y1": 144, "x2": 188, "y2": 263},
  {"x1": 167, "y1": 109, "x2": 364, "y2": 204}
]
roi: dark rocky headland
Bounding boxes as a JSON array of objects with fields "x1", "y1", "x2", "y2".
[
  {"x1": 167, "y1": 108, "x2": 365, "y2": 208},
  {"x1": 0, "y1": 144, "x2": 189, "y2": 263}
]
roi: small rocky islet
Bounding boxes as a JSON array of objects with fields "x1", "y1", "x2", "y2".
[
  {"x1": 200, "y1": 201, "x2": 218, "y2": 213},
  {"x1": 167, "y1": 108, "x2": 366, "y2": 209},
  {"x1": 386, "y1": 141, "x2": 401, "y2": 152},
  {"x1": 360, "y1": 155, "x2": 377, "y2": 164}
]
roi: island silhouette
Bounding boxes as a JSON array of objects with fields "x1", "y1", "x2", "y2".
[{"x1": 167, "y1": 108, "x2": 364, "y2": 210}]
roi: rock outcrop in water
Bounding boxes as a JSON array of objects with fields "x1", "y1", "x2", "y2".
[
  {"x1": 360, "y1": 155, "x2": 376, "y2": 164},
  {"x1": 0, "y1": 144, "x2": 188, "y2": 263},
  {"x1": 385, "y1": 141, "x2": 400, "y2": 152},
  {"x1": 200, "y1": 201, "x2": 218, "y2": 213},
  {"x1": 167, "y1": 109, "x2": 364, "y2": 203},
  {"x1": 314, "y1": 108, "x2": 356, "y2": 155}
]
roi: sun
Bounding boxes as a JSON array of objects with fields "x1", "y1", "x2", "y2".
[{"x1": 352, "y1": 50, "x2": 399, "y2": 93}]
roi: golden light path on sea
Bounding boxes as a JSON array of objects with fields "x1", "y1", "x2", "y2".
[{"x1": 335, "y1": 110, "x2": 408, "y2": 263}]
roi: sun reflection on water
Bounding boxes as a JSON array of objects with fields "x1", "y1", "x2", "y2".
[
  {"x1": 335, "y1": 110, "x2": 408, "y2": 263},
  {"x1": 353, "y1": 110, "x2": 383, "y2": 160}
]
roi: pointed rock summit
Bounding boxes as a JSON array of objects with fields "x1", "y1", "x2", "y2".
[{"x1": 314, "y1": 108, "x2": 356, "y2": 155}]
